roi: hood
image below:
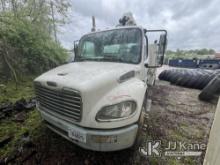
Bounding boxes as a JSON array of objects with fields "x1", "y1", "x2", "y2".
[{"x1": 34, "y1": 62, "x2": 140, "y2": 92}]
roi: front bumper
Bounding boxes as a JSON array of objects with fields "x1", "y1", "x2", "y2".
[{"x1": 40, "y1": 110, "x2": 138, "y2": 151}]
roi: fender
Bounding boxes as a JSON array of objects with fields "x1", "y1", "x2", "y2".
[{"x1": 81, "y1": 78, "x2": 147, "y2": 129}]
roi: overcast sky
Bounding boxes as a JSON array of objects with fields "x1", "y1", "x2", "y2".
[{"x1": 58, "y1": 0, "x2": 220, "y2": 51}]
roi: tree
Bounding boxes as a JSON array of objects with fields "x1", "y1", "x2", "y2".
[
  {"x1": 0, "y1": 0, "x2": 70, "y2": 85},
  {"x1": 165, "y1": 48, "x2": 217, "y2": 60},
  {"x1": 209, "y1": 49, "x2": 215, "y2": 54}
]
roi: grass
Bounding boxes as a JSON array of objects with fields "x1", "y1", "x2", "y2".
[
  {"x1": 0, "y1": 110, "x2": 41, "y2": 158},
  {"x1": 0, "y1": 78, "x2": 42, "y2": 159},
  {"x1": 0, "y1": 77, "x2": 35, "y2": 103}
]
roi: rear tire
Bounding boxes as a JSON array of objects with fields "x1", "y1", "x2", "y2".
[{"x1": 199, "y1": 75, "x2": 220, "y2": 101}]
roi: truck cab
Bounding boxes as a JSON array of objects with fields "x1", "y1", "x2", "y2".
[{"x1": 34, "y1": 26, "x2": 167, "y2": 151}]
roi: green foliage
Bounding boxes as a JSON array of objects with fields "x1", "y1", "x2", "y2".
[
  {"x1": 0, "y1": 76, "x2": 34, "y2": 103},
  {"x1": 0, "y1": 18, "x2": 67, "y2": 76},
  {"x1": 0, "y1": 0, "x2": 69, "y2": 81},
  {"x1": 0, "y1": 110, "x2": 41, "y2": 158},
  {"x1": 166, "y1": 48, "x2": 216, "y2": 60},
  {"x1": 0, "y1": 78, "x2": 41, "y2": 158}
]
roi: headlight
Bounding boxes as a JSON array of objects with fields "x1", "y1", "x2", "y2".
[{"x1": 96, "y1": 101, "x2": 137, "y2": 122}]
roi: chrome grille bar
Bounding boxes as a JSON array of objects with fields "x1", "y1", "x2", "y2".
[{"x1": 34, "y1": 84, "x2": 82, "y2": 122}]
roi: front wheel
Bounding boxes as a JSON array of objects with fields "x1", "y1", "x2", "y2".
[{"x1": 131, "y1": 102, "x2": 148, "y2": 150}]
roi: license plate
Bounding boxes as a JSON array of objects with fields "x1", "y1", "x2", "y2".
[{"x1": 68, "y1": 128, "x2": 86, "y2": 143}]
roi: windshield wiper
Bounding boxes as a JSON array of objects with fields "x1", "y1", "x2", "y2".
[
  {"x1": 75, "y1": 56, "x2": 104, "y2": 62},
  {"x1": 74, "y1": 57, "x2": 87, "y2": 61},
  {"x1": 103, "y1": 55, "x2": 123, "y2": 62},
  {"x1": 75, "y1": 55, "x2": 123, "y2": 62}
]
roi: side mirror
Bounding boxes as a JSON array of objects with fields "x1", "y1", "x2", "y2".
[
  {"x1": 145, "y1": 42, "x2": 162, "y2": 68},
  {"x1": 158, "y1": 34, "x2": 167, "y2": 65},
  {"x1": 73, "y1": 40, "x2": 79, "y2": 58},
  {"x1": 144, "y1": 29, "x2": 167, "y2": 68}
]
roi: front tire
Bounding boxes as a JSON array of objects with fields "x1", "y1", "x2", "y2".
[{"x1": 131, "y1": 99, "x2": 148, "y2": 150}]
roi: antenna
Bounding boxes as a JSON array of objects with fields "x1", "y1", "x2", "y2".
[{"x1": 91, "y1": 16, "x2": 96, "y2": 32}]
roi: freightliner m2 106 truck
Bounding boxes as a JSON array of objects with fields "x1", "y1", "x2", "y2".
[{"x1": 34, "y1": 16, "x2": 167, "y2": 151}]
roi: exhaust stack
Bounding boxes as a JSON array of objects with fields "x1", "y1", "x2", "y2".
[{"x1": 91, "y1": 16, "x2": 96, "y2": 32}]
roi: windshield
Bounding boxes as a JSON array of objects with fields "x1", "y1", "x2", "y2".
[{"x1": 76, "y1": 28, "x2": 142, "y2": 64}]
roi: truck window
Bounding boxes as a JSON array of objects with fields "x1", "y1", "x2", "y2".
[
  {"x1": 82, "y1": 41, "x2": 95, "y2": 57},
  {"x1": 77, "y1": 28, "x2": 142, "y2": 64}
]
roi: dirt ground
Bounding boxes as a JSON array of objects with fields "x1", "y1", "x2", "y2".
[
  {"x1": 145, "y1": 80, "x2": 217, "y2": 164},
  {"x1": 0, "y1": 76, "x2": 218, "y2": 165}
]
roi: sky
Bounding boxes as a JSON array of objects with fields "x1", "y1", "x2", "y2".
[{"x1": 58, "y1": 0, "x2": 220, "y2": 51}]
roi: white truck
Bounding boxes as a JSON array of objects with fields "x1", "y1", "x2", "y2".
[{"x1": 34, "y1": 22, "x2": 167, "y2": 151}]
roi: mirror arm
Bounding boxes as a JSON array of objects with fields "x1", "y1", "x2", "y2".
[{"x1": 145, "y1": 64, "x2": 161, "y2": 68}]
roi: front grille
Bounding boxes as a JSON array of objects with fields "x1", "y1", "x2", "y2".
[{"x1": 34, "y1": 84, "x2": 82, "y2": 122}]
